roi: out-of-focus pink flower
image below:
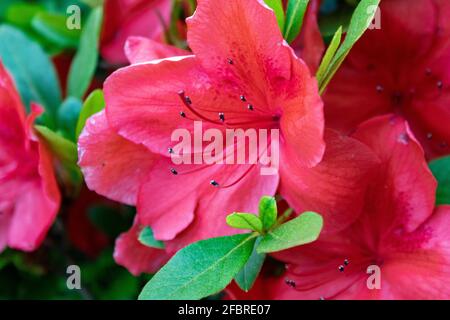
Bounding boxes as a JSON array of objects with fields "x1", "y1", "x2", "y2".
[
  {"x1": 324, "y1": 0, "x2": 450, "y2": 159},
  {"x1": 234, "y1": 115, "x2": 449, "y2": 300},
  {"x1": 0, "y1": 62, "x2": 61, "y2": 252},
  {"x1": 101, "y1": 0, "x2": 172, "y2": 65},
  {"x1": 79, "y1": 0, "x2": 377, "y2": 254}
]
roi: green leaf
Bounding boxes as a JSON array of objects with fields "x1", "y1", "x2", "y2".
[
  {"x1": 226, "y1": 213, "x2": 263, "y2": 233},
  {"x1": 264, "y1": 0, "x2": 286, "y2": 31},
  {"x1": 34, "y1": 125, "x2": 78, "y2": 165},
  {"x1": 139, "y1": 234, "x2": 256, "y2": 300},
  {"x1": 76, "y1": 89, "x2": 105, "y2": 139},
  {"x1": 258, "y1": 196, "x2": 277, "y2": 231},
  {"x1": 430, "y1": 156, "x2": 450, "y2": 205},
  {"x1": 283, "y1": 0, "x2": 309, "y2": 43},
  {"x1": 138, "y1": 227, "x2": 165, "y2": 249},
  {"x1": 0, "y1": 25, "x2": 62, "y2": 128},
  {"x1": 234, "y1": 237, "x2": 265, "y2": 292},
  {"x1": 4, "y1": 3, "x2": 43, "y2": 29},
  {"x1": 316, "y1": 26, "x2": 342, "y2": 84},
  {"x1": 31, "y1": 12, "x2": 81, "y2": 48},
  {"x1": 257, "y1": 212, "x2": 323, "y2": 253},
  {"x1": 319, "y1": 0, "x2": 380, "y2": 93},
  {"x1": 67, "y1": 7, "x2": 102, "y2": 99},
  {"x1": 58, "y1": 97, "x2": 82, "y2": 141}
]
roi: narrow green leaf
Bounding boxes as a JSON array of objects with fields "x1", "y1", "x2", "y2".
[
  {"x1": 226, "y1": 213, "x2": 263, "y2": 233},
  {"x1": 283, "y1": 0, "x2": 309, "y2": 43},
  {"x1": 58, "y1": 97, "x2": 82, "y2": 142},
  {"x1": 138, "y1": 227, "x2": 165, "y2": 249},
  {"x1": 76, "y1": 89, "x2": 105, "y2": 139},
  {"x1": 257, "y1": 212, "x2": 323, "y2": 253},
  {"x1": 264, "y1": 0, "x2": 286, "y2": 31},
  {"x1": 234, "y1": 237, "x2": 265, "y2": 292},
  {"x1": 316, "y1": 26, "x2": 342, "y2": 84},
  {"x1": 34, "y1": 125, "x2": 77, "y2": 165},
  {"x1": 319, "y1": 0, "x2": 380, "y2": 92},
  {"x1": 258, "y1": 196, "x2": 277, "y2": 231},
  {"x1": 67, "y1": 7, "x2": 103, "y2": 99},
  {"x1": 429, "y1": 156, "x2": 450, "y2": 205},
  {"x1": 32, "y1": 12, "x2": 81, "y2": 48},
  {"x1": 0, "y1": 25, "x2": 62, "y2": 127},
  {"x1": 139, "y1": 234, "x2": 256, "y2": 300}
]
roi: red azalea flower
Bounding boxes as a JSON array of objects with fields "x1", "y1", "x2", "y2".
[
  {"x1": 253, "y1": 115, "x2": 449, "y2": 300},
  {"x1": 0, "y1": 62, "x2": 61, "y2": 252},
  {"x1": 101, "y1": 0, "x2": 172, "y2": 65},
  {"x1": 79, "y1": 0, "x2": 377, "y2": 252},
  {"x1": 324, "y1": 0, "x2": 450, "y2": 159}
]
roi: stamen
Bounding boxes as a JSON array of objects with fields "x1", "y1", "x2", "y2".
[
  {"x1": 170, "y1": 168, "x2": 178, "y2": 175},
  {"x1": 227, "y1": 58, "x2": 234, "y2": 65},
  {"x1": 285, "y1": 278, "x2": 296, "y2": 288},
  {"x1": 240, "y1": 95, "x2": 246, "y2": 102},
  {"x1": 344, "y1": 259, "x2": 349, "y2": 266},
  {"x1": 219, "y1": 112, "x2": 225, "y2": 122},
  {"x1": 338, "y1": 265, "x2": 345, "y2": 272},
  {"x1": 180, "y1": 111, "x2": 186, "y2": 118},
  {"x1": 247, "y1": 104, "x2": 254, "y2": 111},
  {"x1": 210, "y1": 180, "x2": 219, "y2": 187}
]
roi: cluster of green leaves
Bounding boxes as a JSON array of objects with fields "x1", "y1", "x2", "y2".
[
  {"x1": 265, "y1": 0, "x2": 381, "y2": 94},
  {"x1": 316, "y1": 0, "x2": 380, "y2": 93},
  {"x1": 138, "y1": 196, "x2": 323, "y2": 300},
  {"x1": 429, "y1": 156, "x2": 450, "y2": 205}
]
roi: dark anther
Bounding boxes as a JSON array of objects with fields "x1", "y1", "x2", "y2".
[
  {"x1": 240, "y1": 95, "x2": 246, "y2": 102},
  {"x1": 437, "y1": 81, "x2": 444, "y2": 89},
  {"x1": 210, "y1": 180, "x2": 219, "y2": 187},
  {"x1": 168, "y1": 148, "x2": 174, "y2": 154},
  {"x1": 425, "y1": 68, "x2": 432, "y2": 76},
  {"x1": 285, "y1": 278, "x2": 296, "y2": 288},
  {"x1": 376, "y1": 85, "x2": 384, "y2": 93},
  {"x1": 180, "y1": 111, "x2": 186, "y2": 118},
  {"x1": 227, "y1": 58, "x2": 234, "y2": 65},
  {"x1": 344, "y1": 259, "x2": 349, "y2": 266},
  {"x1": 338, "y1": 265, "x2": 345, "y2": 272},
  {"x1": 185, "y1": 96, "x2": 192, "y2": 104},
  {"x1": 170, "y1": 168, "x2": 178, "y2": 175},
  {"x1": 247, "y1": 104, "x2": 254, "y2": 111},
  {"x1": 219, "y1": 112, "x2": 225, "y2": 122}
]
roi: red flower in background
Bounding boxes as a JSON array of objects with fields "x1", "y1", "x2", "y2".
[
  {"x1": 324, "y1": 0, "x2": 450, "y2": 159},
  {"x1": 231, "y1": 116, "x2": 450, "y2": 300},
  {"x1": 101, "y1": 0, "x2": 172, "y2": 65},
  {"x1": 0, "y1": 62, "x2": 60, "y2": 252}
]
